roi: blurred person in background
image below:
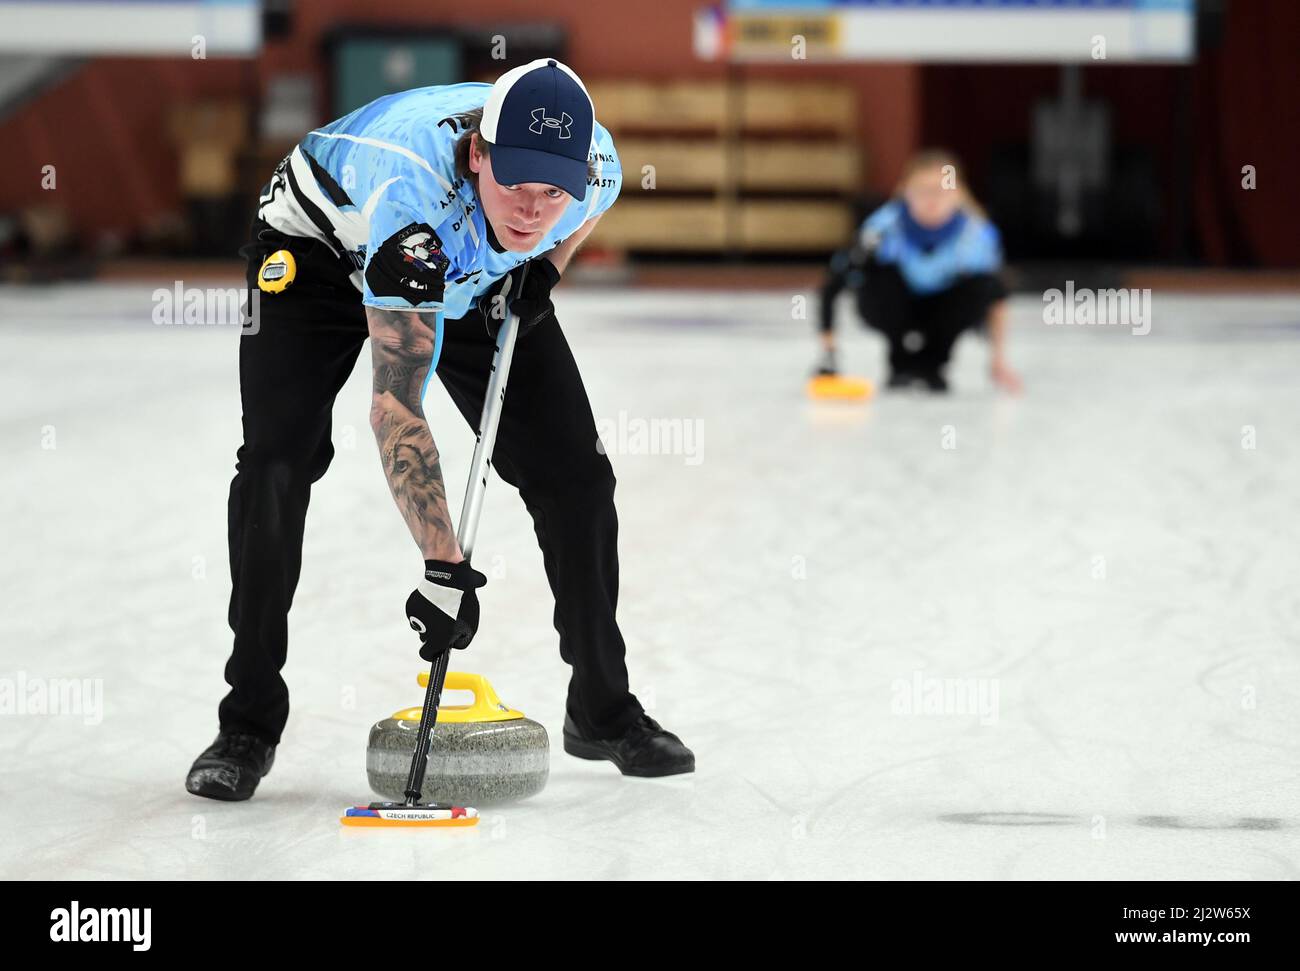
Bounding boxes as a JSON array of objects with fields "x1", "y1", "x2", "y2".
[{"x1": 815, "y1": 150, "x2": 1022, "y2": 394}]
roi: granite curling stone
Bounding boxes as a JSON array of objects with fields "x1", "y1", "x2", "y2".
[{"x1": 367, "y1": 671, "x2": 549, "y2": 806}]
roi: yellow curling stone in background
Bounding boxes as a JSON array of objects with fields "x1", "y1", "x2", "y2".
[{"x1": 807, "y1": 373, "x2": 874, "y2": 401}]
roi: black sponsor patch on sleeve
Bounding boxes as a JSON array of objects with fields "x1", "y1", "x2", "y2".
[{"x1": 365, "y1": 223, "x2": 450, "y2": 305}]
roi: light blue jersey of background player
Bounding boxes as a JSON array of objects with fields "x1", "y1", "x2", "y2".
[{"x1": 858, "y1": 198, "x2": 1003, "y2": 296}]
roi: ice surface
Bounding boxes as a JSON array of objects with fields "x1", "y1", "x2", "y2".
[{"x1": 1, "y1": 283, "x2": 1299, "y2": 879}]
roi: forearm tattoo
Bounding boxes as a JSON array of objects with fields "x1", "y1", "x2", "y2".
[{"x1": 366, "y1": 308, "x2": 459, "y2": 560}]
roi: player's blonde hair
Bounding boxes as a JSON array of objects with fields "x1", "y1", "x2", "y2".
[{"x1": 894, "y1": 149, "x2": 988, "y2": 221}]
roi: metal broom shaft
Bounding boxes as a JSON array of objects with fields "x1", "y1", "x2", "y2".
[{"x1": 403, "y1": 268, "x2": 528, "y2": 806}]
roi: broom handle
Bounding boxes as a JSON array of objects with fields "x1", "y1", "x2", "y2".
[{"x1": 404, "y1": 265, "x2": 529, "y2": 805}]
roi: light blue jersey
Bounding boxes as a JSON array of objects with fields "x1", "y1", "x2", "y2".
[
  {"x1": 257, "y1": 82, "x2": 622, "y2": 320},
  {"x1": 862, "y1": 200, "x2": 1002, "y2": 296}
]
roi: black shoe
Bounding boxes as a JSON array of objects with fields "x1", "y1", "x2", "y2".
[
  {"x1": 887, "y1": 369, "x2": 914, "y2": 389},
  {"x1": 563, "y1": 713, "x2": 695, "y2": 777},
  {"x1": 919, "y1": 369, "x2": 949, "y2": 393},
  {"x1": 185, "y1": 730, "x2": 276, "y2": 801}
]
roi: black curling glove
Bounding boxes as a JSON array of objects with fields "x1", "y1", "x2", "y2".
[
  {"x1": 477, "y1": 258, "x2": 561, "y2": 339},
  {"x1": 406, "y1": 559, "x2": 488, "y2": 661}
]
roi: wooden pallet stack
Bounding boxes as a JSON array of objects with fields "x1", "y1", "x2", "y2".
[{"x1": 587, "y1": 79, "x2": 859, "y2": 256}]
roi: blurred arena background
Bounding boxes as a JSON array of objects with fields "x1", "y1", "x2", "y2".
[{"x1": 0, "y1": 0, "x2": 1295, "y2": 287}]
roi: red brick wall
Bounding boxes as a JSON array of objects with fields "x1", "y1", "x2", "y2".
[{"x1": 0, "y1": 1, "x2": 919, "y2": 240}]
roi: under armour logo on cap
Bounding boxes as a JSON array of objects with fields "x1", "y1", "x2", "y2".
[
  {"x1": 480, "y1": 57, "x2": 595, "y2": 201},
  {"x1": 530, "y1": 108, "x2": 573, "y2": 138}
]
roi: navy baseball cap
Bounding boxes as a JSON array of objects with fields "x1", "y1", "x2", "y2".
[{"x1": 480, "y1": 58, "x2": 594, "y2": 201}]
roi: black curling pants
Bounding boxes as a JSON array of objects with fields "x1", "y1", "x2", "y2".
[
  {"x1": 218, "y1": 220, "x2": 643, "y2": 745},
  {"x1": 854, "y1": 261, "x2": 1005, "y2": 373}
]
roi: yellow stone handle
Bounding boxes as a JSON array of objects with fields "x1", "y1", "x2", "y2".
[{"x1": 397, "y1": 671, "x2": 524, "y2": 723}]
